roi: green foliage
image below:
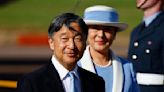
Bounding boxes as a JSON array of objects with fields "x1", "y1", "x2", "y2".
[{"x1": 0, "y1": 0, "x2": 143, "y2": 34}]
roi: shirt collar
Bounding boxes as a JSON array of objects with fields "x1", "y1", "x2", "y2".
[
  {"x1": 51, "y1": 55, "x2": 79, "y2": 80},
  {"x1": 143, "y1": 11, "x2": 161, "y2": 27}
]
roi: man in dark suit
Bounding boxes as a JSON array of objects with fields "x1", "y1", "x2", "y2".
[
  {"x1": 17, "y1": 13, "x2": 105, "y2": 92},
  {"x1": 128, "y1": 0, "x2": 164, "y2": 92}
]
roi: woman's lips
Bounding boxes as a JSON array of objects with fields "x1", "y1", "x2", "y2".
[{"x1": 96, "y1": 41, "x2": 105, "y2": 45}]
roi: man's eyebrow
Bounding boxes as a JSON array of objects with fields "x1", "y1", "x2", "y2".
[
  {"x1": 60, "y1": 32, "x2": 67, "y2": 36},
  {"x1": 68, "y1": 26, "x2": 78, "y2": 32}
]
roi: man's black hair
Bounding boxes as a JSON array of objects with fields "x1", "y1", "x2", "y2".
[{"x1": 48, "y1": 13, "x2": 88, "y2": 38}]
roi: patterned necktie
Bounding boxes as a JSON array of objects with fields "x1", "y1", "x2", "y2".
[{"x1": 68, "y1": 71, "x2": 78, "y2": 92}]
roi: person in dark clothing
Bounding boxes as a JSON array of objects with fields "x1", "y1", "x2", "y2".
[
  {"x1": 17, "y1": 13, "x2": 105, "y2": 92},
  {"x1": 128, "y1": 0, "x2": 164, "y2": 92}
]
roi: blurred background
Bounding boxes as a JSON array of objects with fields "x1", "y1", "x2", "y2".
[{"x1": 0, "y1": 0, "x2": 143, "y2": 92}]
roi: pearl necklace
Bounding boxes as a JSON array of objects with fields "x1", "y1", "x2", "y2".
[{"x1": 93, "y1": 59, "x2": 112, "y2": 68}]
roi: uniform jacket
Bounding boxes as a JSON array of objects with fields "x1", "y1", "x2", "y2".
[
  {"x1": 79, "y1": 46, "x2": 140, "y2": 92},
  {"x1": 17, "y1": 62, "x2": 105, "y2": 92},
  {"x1": 128, "y1": 11, "x2": 164, "y2": 92},
  {"x1": 128, "y1": 11, "x2": 164, "y2": 74}
]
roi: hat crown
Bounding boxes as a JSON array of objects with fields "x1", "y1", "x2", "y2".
[
  {"x1": 83, "y1": 5, "x2": 128, "y2": 31},
  {"x1": 84, "y1": 5, "x2": 119, "y2": 23}
]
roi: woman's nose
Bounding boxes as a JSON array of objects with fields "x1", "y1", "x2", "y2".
[{"x1": 97, "y1": 30, "x2": 104, "y2": 37}]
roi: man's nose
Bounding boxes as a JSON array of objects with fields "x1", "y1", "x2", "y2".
[{"x1": 68, "y1": 39, "x2": 75, "y2": 49}]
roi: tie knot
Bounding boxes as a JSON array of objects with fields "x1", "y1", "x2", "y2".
[
  {"x1": 141, "y1": 21, "x2": 145, "y2": 27},
  {"x1": 139, "y1": 22, "x2": 145, "y2": 32},
  {"x1": 142, "y1": 21, "x2": 146, "y2": 27},
  {"x1": 68, "y1": 71, "x2": 75, "y2": 79}
]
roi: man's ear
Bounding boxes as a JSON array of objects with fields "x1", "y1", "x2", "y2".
[{"x1": 48, "y1": 38, "x2": 54, "y2": 50}]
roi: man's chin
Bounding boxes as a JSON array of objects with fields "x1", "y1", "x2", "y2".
[{"x1": 65, "y1": 58, "x2": 78, "y2": 63}]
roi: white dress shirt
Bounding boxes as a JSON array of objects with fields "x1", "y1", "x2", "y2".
[{"x1": 51, "y1": 55, "x2": 80, "y2": 92}]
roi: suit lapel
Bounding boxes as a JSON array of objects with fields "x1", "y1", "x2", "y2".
[
  {"x1": 78, "y1": 67, "x2": 94, "y2": 92},
  {"x1": 80, "y1": 46, "x2": 96, "y2": 73},
  {"x1": 133, "y1": 22, "x2": 145, "y2": 41},
  {"x1": 45, "y1": 63, "x2": 65, "y2": 92},
  {"x1": 77, "y1": 67, "x2": 86, "y2": 92},
  {"x1": 111, "y1": 52, "x2": 124, "y2": 92},
  {"x1": 137, "y1": 23, "x2": 156, "y2": 41},
  {"x1": 136, "y1": 11, "x2": 164, "y2": 41}
]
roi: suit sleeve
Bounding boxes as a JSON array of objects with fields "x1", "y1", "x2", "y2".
[{"x1": 17, "y1": 77, "x2": 33, "y2": 92}]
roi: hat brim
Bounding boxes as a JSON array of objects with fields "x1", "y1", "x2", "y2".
[{"x1": 84, "y1": 20, "x2": 128, "y2": 32}]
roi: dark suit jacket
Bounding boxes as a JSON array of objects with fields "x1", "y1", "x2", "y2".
[
  {"x1": 17, "y1": 62, "x2": 105, "y2": 92},
  {"x1": 128, "y1": 11, "x2": 164, "y2": 92}
]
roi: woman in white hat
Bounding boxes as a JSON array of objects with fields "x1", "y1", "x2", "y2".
[{"x1": 79, "y1": 5, "x2": 140, "y2": 92}]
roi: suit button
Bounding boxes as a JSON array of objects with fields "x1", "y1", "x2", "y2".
[
  {"x1": 145, "y1": 49, "x2": 150, "y2": 54},
  {"x1": 132, "y1": 54, "x2": 137, "y2": 60},
  {"x1": 147, "y1": 41, "x2": 152, "y2": 45},
  {"x1": 134, "y1": 42, "x2": 139, "y2": 47}
]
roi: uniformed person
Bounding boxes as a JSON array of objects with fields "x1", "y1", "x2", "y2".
[{"x1": 128, "y1": 0, "x2": 164, "y2": 92}]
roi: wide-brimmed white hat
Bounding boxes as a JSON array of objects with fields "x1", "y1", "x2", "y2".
[{"x1": 84, "y1": 5, "x2": 128, "y2": 32}]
